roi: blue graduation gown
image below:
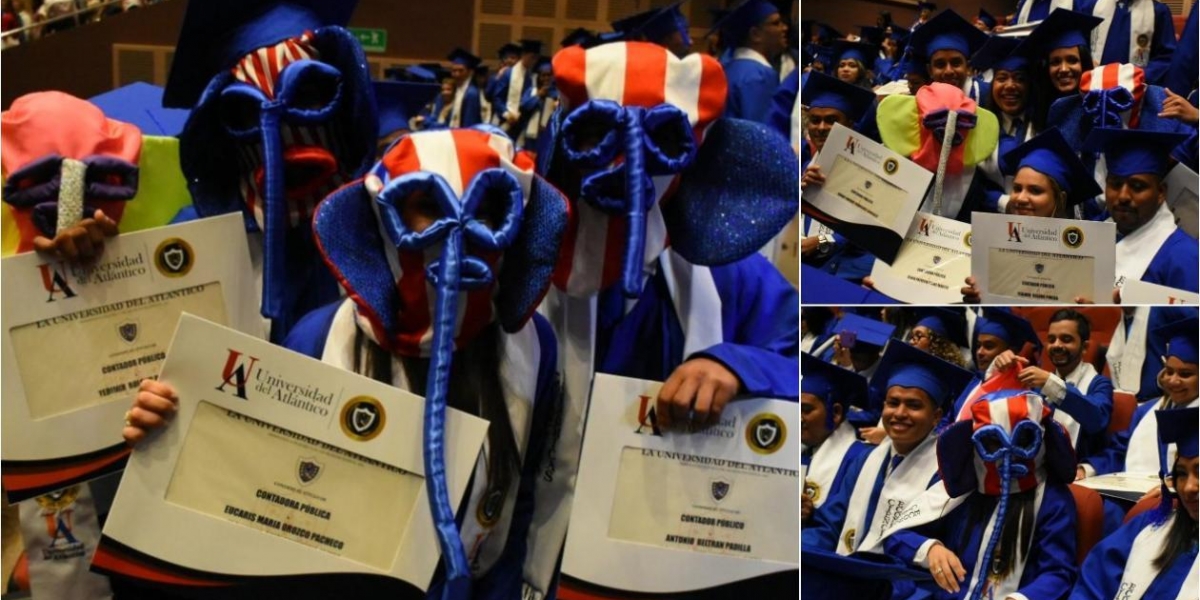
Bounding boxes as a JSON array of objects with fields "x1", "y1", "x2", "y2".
[
  {"x1": 429, "y1": 83, "x2": 483, "y2": 128},
  {"x1": 594, "y1": 253, "x2": 799, "y2": 401},
  {"x1": 724, "y1": 57, "x2": 778, "y2": 124},
  {"x1": 1016, "y1": 0, "x2": 1097, "y2": 22},
  {"x1": 1082, "y1": 395, "x2": 1162, "y2": 476},
  {"x1": 1139, "y1": 227, "x2": 1200, "y2": 293},
  {"x1": 283, "y1": 303, "x2": 561, "y2": 600},
  {"x1": 1097, "y1": 0, "x2": 1178, "y2": 86},
  {"x1": 1164, "y1": 4, "x2": 1198, "y2": 96},
  {"x1": 766, "y1": 69, "x2": 799, "y2": 144},
  {"x1": 874, "y1": 56, "x2": 895, "y2": 86},
  {"x1": 492, "y1": 67, "x2": 535, "y2": 130},
  {"x1": 801, "y1": 445, "x2": 873, "y2": 551},
  {"x1": 886, "y1": 484, "x2": 1078, "y2": 600},
  {"x1": 1068, "y1": 510, "x2": 1198, "y2": 600},
  {"x1": 1042, "y1": 371, "x2": 1114, "y2": 460}
]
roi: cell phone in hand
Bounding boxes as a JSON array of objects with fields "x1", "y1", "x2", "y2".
[{"x1": 839, "y1": 329, "x2": 857, "y2": 350}]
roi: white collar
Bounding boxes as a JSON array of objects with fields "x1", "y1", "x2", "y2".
[{"x1": 733, "y1": 47, "x2": 772, "y2": 68}]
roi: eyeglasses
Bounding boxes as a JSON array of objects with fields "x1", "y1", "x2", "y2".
[{"x1": 908, "y1": 331, "x2": 932, "y2": 342}]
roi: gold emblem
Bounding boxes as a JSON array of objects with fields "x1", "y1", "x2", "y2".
[
  {"x1": 153, "y1": 237, "x2": 195, "y2": 277},
  {"x1": 883, "y1": 158, "x2": 899, "y2": 175},
  {"x1": 339, "y1": 396, "x2": 386, "y2": 441},
  {"x1": 35, "y1": 485, "x2": 81, "y2": 512},
  {"x1": 745, "y1": 413, "x2": 787, "y2": 454},
  {"x1": 804, "y1": 478, "x2": 822, "y2": 503},
  {"x1": 1061, "y1": 225, "x2": 1085, "y2": 249},
  {"x1": 842, "y1": 528, "x2": 857, "y2": 552}
]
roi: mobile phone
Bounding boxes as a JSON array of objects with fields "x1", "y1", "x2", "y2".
[{"x1": 839, "y1": 329, "x2": 857, "y2": 350}]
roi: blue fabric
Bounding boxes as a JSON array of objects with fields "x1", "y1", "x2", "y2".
[
  {"x1": 1067, "y1": 510, "x2": 1197, "y2": 600},
  {"x1": 430, "y1": 84, "x2": 484, "y2": 128},
  {"x1": 1163, "y1": 4, "x2": 1198, "y2": 94},
  {"x1": 801, "y1": 446, "x2": 872, "y2": 551},
  {"x1": 767, "y1": 69, "x2": 799, "y2": 144},
  {"x1": 1140, "y1": 228, "x2": 1200, "y2": 294},
  {"x1": 724, "y1": 58, "x2": 777, "y2": 124},
  {"x1": 1097, "y1": 0, "x2": 1177, "y2": 87},
  {"x1": 887, "y1": 484, "x2": 1078, "y2": 600},
  {"x1": 1044, "y1": 371, "x2": 1114, "y2": 459},
  {"x1": 491, "y1": 66, "x2": 536, "y2": 127},
  {"x1": 595, "y1": 253, "x2": 799, "y2": 401},
  {"x1": 1082, "y1": 394, "x2": 1162, "y2": 476}
]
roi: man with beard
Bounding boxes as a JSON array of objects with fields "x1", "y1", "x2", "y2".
[
  {"x1": 951, "y1": 308, "x2": 1041, "y2": 422},
  {"x1": 717, "y1": 0, "x2": 789, "y2": 123},
  {"x1": 989, "y1": 309, "x2": 1113, "y2": 459}
]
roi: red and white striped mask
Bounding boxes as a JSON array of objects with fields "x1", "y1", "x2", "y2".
[
  {"x1": 968, "y1": 391, "x2": 1053, "y2": 496},
  {"x1": 549, "y1": 41, "x2": 727, "y2": 298},
  {"x1": 1080, "y1": 63, "x2": 1146, "y2": 130},
  {"x1": 358, "y1": 129, "x2": 536, "y2": 357}
]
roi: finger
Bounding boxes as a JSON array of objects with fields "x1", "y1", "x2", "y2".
[
  {"x1": 32, "y1": 236, "x2": 57, "y2": 254},
  {"x1": 123, "y1": 426, "x2": 146, "y2": 447},
  {"x1": 127, "y1": 406, "x2": 166, "y2": 430},
  {"x1": 72, "y1": 229, "x2": 96, "y2": 258},
  {"x1": 656, "y1": 375, "x2": 684, "y2": 428},
  {"x1": 86, "y1": 220, "x2": 109, "y2": 247},
  {"x1": 669, "y1": 376, "x2": 701, "y2": 424},
  {"x1": 57, "y1": 234, "x2": 79, "y2": 261},
  {"x1": 134, "y1": 390, "x2": 177, "y2": 417},
  {"x1": 693, "y1": 378, "x2": 718, "y2": 425},
  {"x1": 139, "y1": 378, "x2": 178, "y2": 400},
  {"x1": 951, "y1": 556, "x2": 967, "y2": 582}
]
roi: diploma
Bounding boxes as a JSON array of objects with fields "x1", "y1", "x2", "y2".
[
  {"x1": 971, "y1": 213, "x2": 1115, "y2": 304},
  {"x1": 869, "y1": 212, "x2": 972, "y2": 304},
  {"x1": 94, "y1": 315, "x2": 488, "y2": 594},
  {"x1": 1119, "y1": 279, "x2": 1199, "y2": 305},
  {"x1": 559, "y1": 375, "x2": 797, "y2": 596},
  {"x1": 1073, "y1": 472, "x2": 1160, "y2": 503},
  {"x1": 1164, "y1": 163, "x2": 1198, "y2": 240},
  {"x1": 802, "y1": 123, "x2": 933, "y2": 264},
  {"x1": 1, "y1": 214, "x2": 258, "y2": 502}
]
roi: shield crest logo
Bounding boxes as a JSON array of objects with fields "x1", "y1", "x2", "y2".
[
  {"x1": 164, "y1": 248, "x2": 186, "y2": 271},
  {"x1": 864, "y1": 180, "x2": 873, "y2": 189},
  {"x1": 1062, "y1": 226, "x2": 1084, "y2": 249},
  {"x1": 119, "y1": 322, "x2": 138, "y2": 343},
  {"x1": 352, "y1": 406, "x2": 377, "y2": 433},
  {"x1": 746, "y1": 413, "x2": 787, "y2": 454},
  {"x1": 755, "y1": 421, "x2": 779, "y2": 448},
  {"x1": 711, "y1": 479, "x2": 731, "y2": 502},
  {"x1": 297, "y1": 458, "x2": 322, "y2": 485},
  {"x1": 932, "y1": 255, "x2": 942, "y2": 265},
  {"x1": 339, "y1": 396, "x2": 386, "y2": 441},
  {"x1": 1035, "y1": 263, "x2": 1045, "y2": 274},
  {"x1": 154, "y1": 238, "x2": 195, "y2": 277}
]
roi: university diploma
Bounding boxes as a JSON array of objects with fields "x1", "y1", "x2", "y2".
[
  {"x1": 971, "y1": 213, "x2": 1115, "y2": 304},
  {"x1": 869, "y1": 212, "x2": 972, "y2": 304}
]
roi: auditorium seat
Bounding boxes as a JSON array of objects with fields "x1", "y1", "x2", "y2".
[
  {"x1": 1109, "y1": 391, "x2": 1138, "y2": 434},
  {"x1": 1068, "y1": 483, "x2": 1106, "y2": 565}
]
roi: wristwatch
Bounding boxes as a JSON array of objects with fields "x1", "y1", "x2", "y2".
[{"x1": 817, "y1": 234, "x2": 834, "y2": 255}]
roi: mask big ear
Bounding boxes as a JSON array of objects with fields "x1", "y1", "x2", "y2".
[
  {"x1": 936, "y1": 419, "x2": 977, "y2": 497},
  {"x1": 496, "y1": 175, "x2": 569, "y2": 333},
  {"x1": 662, "y1": 118, "x2": 797, "y2": 265},
  {"x1": 961, "y1": 106, "x2": 999, "y2": 168},
  {"x1": 876, "y1": 94, "x2": 920, "y2": 158}
]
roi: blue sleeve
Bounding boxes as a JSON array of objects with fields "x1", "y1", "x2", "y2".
[
  {"x1": 699, "y1": 255, "x2": 800, "y2": 400},
  {"x1": 1144, "y1": 2, "x2": 1178, "y2": 86},
  {"x1": 1143, "y1": 230, "x2": 1200, "y2": 293},
  {"x1": 980, "y1": 169, "x2": 1006, "y2": 214},
  {"x1": 766, "y1": 70, "x2": 799, "y2": 143},
  {"x1": 461, "y1": 86, "x2": 483, "y2": 128},
  {"x1": 725, "y1": 65, "x2": 777, "y2": 124},
  {"x1": 1058, "y1": 375, "x2": 1113, "y2": 436},
  {"x1": 1085, "y1": 400, "x2": 1155, "y2": 475},
  {"x1": 802, "y1": 447, "x2": 871, "y2": 551},
  {"x1": 1016, "y1": 485, "x2": 1079, "y2": 599},
  {"x1": 1165, "y1": 4, "x2": 1199, "y2": 95},
  {"x1": 281, "y1": 301, "x2": 343, "y2": 358},
  {"x1": 1067, "y1": 512, "x2": 1151, "y2": 600},
  {"x1": 492, "y1": 72, "x2": 518, "y2": 121}
]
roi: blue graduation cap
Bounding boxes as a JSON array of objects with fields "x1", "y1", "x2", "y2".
[
  {"x1": 977, "y1": 308, "x2": 1043, "y2": 357},
  {"x1": 1082, "y1": 127, "x2": 1192, "y2": 177},
  {"x1": 390, "y1": 65, "x2": 438, "y2": 84},
  {"x1": 801, "y1": 352, "x2": 869, "y2": 412},
  {"x1": 1021, "y1": 8, "x2": 1103, "y2": 57},
  {"x1": 715, "y1": 0, "x2": 780, "y2": 47},
  {"x1": 519, "y1": 38, "x2": 543, "y2": 56},
  {"x1": 888, "y1": 27, "x2": 910, "y2": 46},
  {"x1": 908, "y1": 9, "x2": 988, "y2": 60},
  {"x1": 88, "y1": 82, "x2": 191, "y2": 137},
  {"x1": 800, "y1": 71, "x2": 876, "y2": 124},
  {"x1": 870, "y1": 339, "x2": 975, "y2": 411},
  {"x1": 1001, "y1": 127, "x2": 1103, "y2": 206},
  {"x1": 590, "y1": 30, "x2": 628, "y2": 47},
  {"x1": 914, "y1": 307, "x2": 968, "y2": 348},
  {"x1": 1158, "y1": 407, "x2": 1199, "y2": 460},
  {"x1": 373, "y1": 81, "x2": 439, "y2": 135},
  {"x1": 1151, "y1": 314, "x2": 1199, "y2": 365},
  {"x1": 560, "y1": 27, "x2": 594, "y2": 48},
  {"x1": 641, "y1": 1, "x2": 692, "y2": 47},
  {"x1": 834, "y1": 312, "x2": 896, "y2": 351},
  {"x1": 812, "y1": 45, "x2": 836, "y2": 69},
  {"x1": 858, "y1": 25, "x2": 885, "y2": 45},
  {"x1": 895, "y1": 46, "x2": 927, "y2": 78},
  {"x1": 976, "y1": 8, "x2": 997, "y2": 30},
  {"x1": 163, "y1": 0, "x2": 358, "y2": 108},
  {"x1": 447, "y1": 47, "x2": 481, "y2": 70},
  {"x1": 419, "y1": 62, "x2": 452, "y2": 82},
  {"x1": 813, "y1": 22, "x2": 842, "y2": 44},
  {"x1": 970, "y1": 35, "x2": 1026, "y2": 72},
  {"x1": 497, "y1": 42, "x2": 522, "y2": 59},
  {"x1": 535, "y1": 56, "x2": 553, "y2": 74},
  {"x1": 833, "y1": 39, "x2": 879, "y2": 65}
]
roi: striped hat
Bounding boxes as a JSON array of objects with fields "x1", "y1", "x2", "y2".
[
  {"x1": 545, "y1": 41, "x2": 797, "y2": 298},
  {"x1": 1079, "y1": 63, "x2": 1146, "y2": 129}
]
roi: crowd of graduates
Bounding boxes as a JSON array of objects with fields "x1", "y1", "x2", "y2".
[
  {"x1": 798, "y1": 1, "x2": 1199, "y2": 303},
  {"x1": 800, "y1": 304, "x2": 1198, "y2": 599}
]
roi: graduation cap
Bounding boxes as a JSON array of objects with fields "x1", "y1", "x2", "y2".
[
  {"x1": 917, "y1": 1, "x2": 937, "y2": 11},
  {"x1": 419, "y1": 62, "x2": 452, "y2": 82},
  {"x1": 833, "y1": 39, "x2": 878, "y2": 65},
  {"x1": 163, "y1": 0, "x2": 358, "y2": 108},
  {"x1": 914, "y1": 307, "x2": 968, "y2": 348},
  {"x1": 800, "y1": 71, "x2": 876, "y2": 123},
  {"x1": 715, "y1": 0, "x2": 780, "y2": 47},
  {"x1": 497, "y1": 42, "x2": 522, "y2": 59},
  {"x1": 812, "y1": 45, "x2": 836, "y2": 69},
  {"x1": 1020, "y1": 9, "x2": 1102, "y2": 57},
  {"x1": 858, "y1": 25, "x2": 885, "y2": 45},
  {"x1": 535, "y1": 56, "x2": 553, "y2": 74},
  {"x1": 977, "y1": 308, "x2": 1043, "y2": 357},
  {"x1": 1158, "y1": 407, "x2": 1200, "y2": 462},
  {"x1": 612, "y1": 6, "x2": 657, "y2": 35},
  {"x1": 801, "y1": 352, "x2": 869, "y2": 412},
  {"x1": 88, "y1": 82, "x2": 191, "y2": 137},
  {"x1": 388, "y1": 65, "x2": 437, "y2": 83},
  {"x1": 519, "y1": 38, "x2": 543, "y2": 55},
  {"x1": 1151, "y1": 314, "x2": 1199, "y2": 365},
  {"x1": 888, "y1": 27, "x2": 910, "y2": 46},
  {"x1": 813, "y1": 22, "x2": 842, "y2": 44},
  {"x1": 834, "y1": 312, "x2": 896, "y2": 352},
  {"x1": 1000, "y1": 127, "x2": 1103, "y2": 205},
  {"x1": 870, "y1": 339, "x2": 975, "y2": 411},
  {"x1": 1082, "y1": 127, "x2": 1192, "y2": 177},
  {"x1": 640, "y1": 1, "x2": 691, "y2": 46},
  {"x1": 976, "y1": 8, "x2": 997, "y2": 30},
  {"x1": 970, "y1": 35, "x2": 1026, "y2": 72},
  {"x1": 895, "y1": 46, "x2": 927, "y2": 78},
  {"x1": 447, "y1": 47, "x2": 481, "y2": 70},
  {"x1": 907, "y1": 9, "x2": 988, "y2": 60},
  {"x1": 373, "y1": 81, "x2": 440, "y2": 135},
  {"x1": 560, "y1": 27, "x2": 594, "y2": 48}
]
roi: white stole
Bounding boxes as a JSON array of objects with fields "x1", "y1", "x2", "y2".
[
  {"x1": 1017, "y1": 0, "x2": 1074, "y2": 24},
  {"x1": 1092, "y1": 0, "x2": 1157, "y2": 67},
  {"x1": 806, "y1": 422, "x2": 860, "y2": 508},
  {"x1": 733, "y1": 47, "x2": 772, "y2": 68},
  {"x1": 1107, "y1": 308, "x2": 1149, "y2": 394},
  {"x1": 1051, "y1": 362, "x2": 1099, "y2": 446},
  {"x1": 838, "y1": 434, "x2": 941, "y2": 555},
  {"x1": 1127, "y1": 397, "x2": 1200, "y2": 473},
  {"x1": 18, "y1": 485, "x2": 113, "y2": 599},
  {"x1": 450, "y1": 79, "x2": 469, "y2": 128},
  {"x1": 1115, "y1": 203, "x2": 1178, "y2": 289},
  {"x1": 504, "y1": 62, "x2": 528, "y2": 121},
  {"x1": 1118, "y1": 512, "x2": 1200, "y2": 600},
  {"x1": 789, "y1": 87, "x2": 802, "y2": 152}
]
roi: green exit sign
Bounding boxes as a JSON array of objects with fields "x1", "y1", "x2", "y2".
[{"x1": 349, "y1": 28, "x2": 387, "y2": 53}]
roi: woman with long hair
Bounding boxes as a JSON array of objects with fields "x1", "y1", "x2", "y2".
[
  {"x1": 1068, "y1": 407, "x2": 1198, "y2": 599},
  {"x1": 1019, "y1": 10, "x2": 1100, "y2": 134},
  {"x1": 832, "y1": 40, "x2": 877, "y2": 90}
]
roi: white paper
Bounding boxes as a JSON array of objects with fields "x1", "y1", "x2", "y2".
[
  {"x1": 869, "y1": 211, "x2": 972, "y2": 304},
  {"x1": 1119, "y1": 279, "x2": 1200, "y2": 305},
  {"x1": 1164, "y1": 163, "x2": 1199, "y2": 240},
  {"x1": 971, "y1": 212, "x2": 1115, "y2": 304}
]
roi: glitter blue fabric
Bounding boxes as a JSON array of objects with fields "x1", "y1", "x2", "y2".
[{"x1": 497, "y1": 177, "x2": 569, "y2": 332}]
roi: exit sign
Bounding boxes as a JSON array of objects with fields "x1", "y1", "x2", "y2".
[{"x1": 349, "y1": 28, "x2": 387, "y2": 53}]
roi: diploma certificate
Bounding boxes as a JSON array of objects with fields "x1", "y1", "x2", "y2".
[
  {"x1": 971, "y1": 213, "x2": 1115, "y2": 304},
  {"x1": 1, "y1": 214, "x2": 258, "y2": 502},
  {"x1": 1119, "y1": 279, "x2": 1199, "y2": 305},
  {"x1": 802, "y1": 123, "x2": 933, "y2": 264},
  {"x1": 1073, "y1": 472, "x2": 1161, "y2": 502},
  {"x1": 1164, "y1": 163, "x2": 1198, "y2": 240},
  {"x1": 869, "y1": 212, "x2": 972, "y2": 304},
  {"x1": 95, "y1": 315, "x2": 488, "y2": 593},
  {"x1": 559, "y1": 375, "x2": 797, "y2": 597}
]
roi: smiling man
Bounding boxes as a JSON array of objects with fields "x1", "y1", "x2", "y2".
[{"x1": 907, "y1": 9, "x2": 989, "y2": 102}]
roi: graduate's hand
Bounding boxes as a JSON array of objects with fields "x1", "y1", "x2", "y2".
[
  {"x1": 1076, "y1": 465, "x2": 1088, "y2": 481},
  {"x1": 1073, "y1": 294, "x2": 1095, "y2": 304},
  {"x1": 801, "y1": 494, "x2": 814, "y2": 522},
  {"x1": 927, "y1": 542, "x2": 967, "y2": 593},
  {"x1": 1139, "y1": 484, "x2": 1163, "y2": 504},
  {"x1": 858, "y1": 426, "x2": 886, "y2": 445},
  {"x1": 800, "y1": 163, "x2": 825, "y2": 190},
  {"x1": 32, "y1": 209, "x2": 118, "y2": 263},
  {"x1": 861, "y1": 276, "x2": 876, "y2": 290},
  {"x1": 123, "y1": 379, "x2": 178, "y2": 447},
  {"x1": 800, "y1": 235, "x2": 819, "y2": 256},
  {"x1": 960, "y1": 276, "x2": 981, "y2": 304},
  {"x1": 989, "y1": 350, "x2": 1026, "y2": 373},
  {"x1": 831, "y1": 338, "x2": 854, "y2": 368},
  {"x1": 656, "y1": 358, "x2": 741, "y2": 429},
  {"x1": 1159, "y1": 88, "x2": 1199, "y2": 124},
  {"x1": 1017, "y1": 366, "x2": 1050, "y2": 389}
]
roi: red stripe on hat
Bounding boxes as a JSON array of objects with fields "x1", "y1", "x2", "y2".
[
  {"x1": 695, "y1": 54, "x2": 728, "y2": 129},
  {"x1": 622, "y1": 42, "x2": 667, "y2": 108},
  {"x1": 395, "y1": 251, "x2": 433, "y2": 356},
  {"x1": 385, "y1": 135, "x2": 424, "y2": 179},
  {"x1": 266, "y1": 46, "x2": 282, "y2": 95},
  {"x1": 553, "y1": 46, "x2": 590, "y2": 109},
  {"x1": 453, "y1": 130, "x2": 502, "y2": 190},
  {"x1": 1007, "y1": 394, "x2": 1030, "y2": 425},
  {"x1": 1102, "y1": 64, "x2": 1119, "y2": 90}
]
